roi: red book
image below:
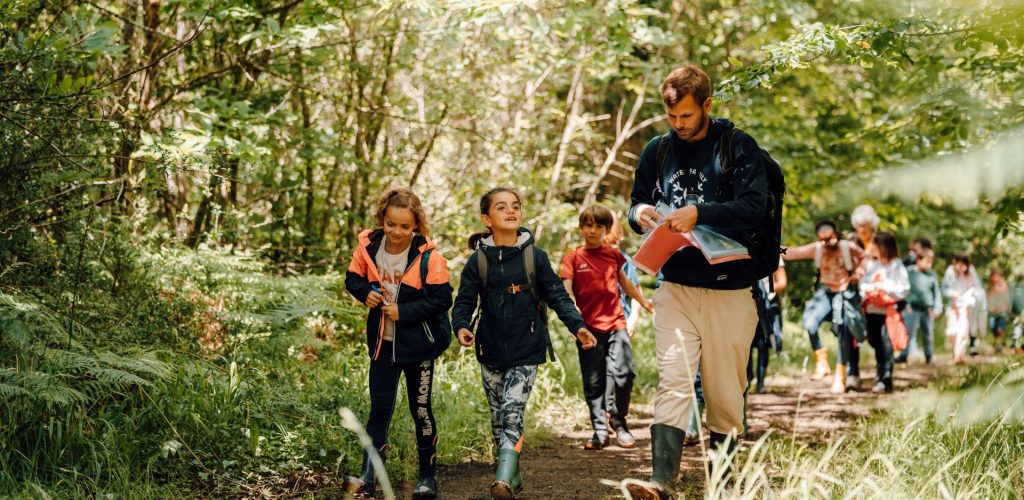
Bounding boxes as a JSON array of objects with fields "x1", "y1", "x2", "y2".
[{"x1": 633, "y1": 224, "x2": 750, "y2": 275}]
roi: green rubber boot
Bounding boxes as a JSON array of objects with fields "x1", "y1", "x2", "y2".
[
  {"x1": 490, "y1": 448, "x2": 520, "y2": 499},
  {"x1": 626, "y1": 424, "x2": 685, "y2": 500}
]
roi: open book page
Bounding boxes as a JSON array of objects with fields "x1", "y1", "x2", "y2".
[
  {"x1": 690, "y1": 226, "x2": 749, "y2": 262},
  {"x1": 633, "y1": 223, "x2": 749, "y2": 275}
]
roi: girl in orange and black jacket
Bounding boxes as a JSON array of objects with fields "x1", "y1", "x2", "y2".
[{"x1": 344, "y1": 187, "x2": 452, "y2": 499}]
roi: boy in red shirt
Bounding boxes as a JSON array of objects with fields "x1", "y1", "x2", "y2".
[{"x1": 562, "y1": 205, "x2": 654, "y2": 449}]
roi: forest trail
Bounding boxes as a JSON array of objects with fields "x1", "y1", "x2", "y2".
[{"x1": 406, "y1": 358, "x2": 951, "y2": 500}]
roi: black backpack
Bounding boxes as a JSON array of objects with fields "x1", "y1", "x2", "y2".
[
  {"x1": 419, "y1": 249, "x2": 453, "y2": 341},
  {"x1": 654, "y1": 127, "x2": 786, "y2": 288},
  {"x1": 472, "y1": 244, "x2": 556, "y2": 362}
]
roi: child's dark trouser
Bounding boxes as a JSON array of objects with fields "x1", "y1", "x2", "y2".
[
  {"x1": 604, "y1": 329, "x2": 637, "y2": 430},
  {"x1": 864, "y1": 313, "x2": 894, "y2": 386},
  {"x1": 747, "y1": 332, "x2": 770, "y2": 391},
  {"x1": 577, "y1": 328, "x2": 636, "y2": 435},
  {"x1": 366, "y1": 350, "x2": 438, "y2": 453},
  {"x1": 902, "y1": 309, "x2": 935, "y2": 362},
  {"x1": 481, "y1": 364, "x2": 538, "y2": 450}
]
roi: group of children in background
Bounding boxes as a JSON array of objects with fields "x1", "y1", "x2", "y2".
[
  {"x1": 343, "y1": 187, "x2": 649, "y2": 499},
  {"x1": 788, "y1": 204, "x2": 1024, "y2": 398},
  {"x1": 342, "y1": 188, "x2": 1024, "y2": 499}
]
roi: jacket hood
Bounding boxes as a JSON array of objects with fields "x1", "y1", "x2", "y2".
[
  {"x1": 353, "y1": 228, "x2": 437, "y2": 282},
  {"x1": 477, "y1": 227, "x2": 534, "y2": 261}
]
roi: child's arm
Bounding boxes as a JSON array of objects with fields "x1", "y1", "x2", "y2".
[
  {"x1": 395, "y1": 252, "x2": 454, "y2": 323},
  {"x1": 931, "y1": 277, "x2": 944, "y2": 317},
  {"x1": 772, "y1": 265, "x2": 788, "y2": 293},
  {"x1": 618, "y1": 269, "x2": 653, "y2": 312},
  {"x1": 534, "y1": 247, "x2": 594, "y2": 347},
  {"x1": 559, "y1": 252, "x2": 576, "y2": 301},
  {"x1": 625, "y1": 300, "x2": 641, "y2": 337},
  {"x1": 451, "y1": 252, "x2": 482, "y2": 346},
  {"x1": 345, "y1": 252, "x2": 384, "y2": 307},
  {"x1": 883, "y1": 264, "x2": 911, "y2": 300}
]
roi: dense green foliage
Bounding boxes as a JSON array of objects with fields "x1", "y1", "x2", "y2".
[{"x1": 1, "y1": 0, "x2": 1023, "y2": 496}]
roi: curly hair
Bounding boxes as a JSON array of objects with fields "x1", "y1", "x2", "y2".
[{"x1": 374, "y1": 187, "x2": 429, "y2": 236}]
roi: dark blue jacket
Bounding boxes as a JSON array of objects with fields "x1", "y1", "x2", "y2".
[
  {"x1": 451, "y1": 228, "x2": 586, "y2": 369},
  {"x1": 628, "y1": 118, "x2": 767, "y2": 289},
  {"x1": 345, "y1": 229, "x2": 453, "y2": 363}
]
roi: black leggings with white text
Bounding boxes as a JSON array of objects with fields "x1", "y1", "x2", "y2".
[{"x1": 365, "y1": 343, "x2": 438, "y2": 452}]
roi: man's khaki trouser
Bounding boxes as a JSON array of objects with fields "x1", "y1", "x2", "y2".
[{"x1": 652, "y1": 282, "x2": 758, "y2": 435}]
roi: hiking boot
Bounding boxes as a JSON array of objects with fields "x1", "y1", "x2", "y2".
[
  {"x1": 490, "y1": 448, "x2": 520, "y2": 499},
  {"x1": 894, "y1": 352, "x2": 908, "y2": 364},
  {"x1": 341, "y1": 476, "x2": 374, "y2": 497},
  {"x1": 412, "y1": 446, "x2": 438, "y2": 499},
  {"x1": 707, "y1": 432, "x2": 737, "y2": 485},
  {"x1": 845, "y1": 375, "x2": 860, "y2": 392},
  {"x1": 871, "y1": 381, "x2": 892, "y2": 393},
  {"x1": 829, "y1": 364, "x2": 846, "y2": 394},
  {"x1": 614, "y1": 425, "x2": 636, "y2": 449},
  {"x1": 625, "y1": 424, "x2": 684, "y2": 500},
  {"x1": 584, "y1": 432, "x2": 609, "y2": 450},
  {"x1": 755, "y1": 380, "x2": 766, "y2": 394},
  {"x1": 683, "y1": 433, "x2": 700, "y2": 447},
  {"x1": 811, "y1": 348, "x2": 831, "y2": 380},
  {"x1": 412, "y1": 477, "x2": 437, "y2": 499},
  {"x1": 343, "y1": 445, "x2": 388, "y2": 497}
]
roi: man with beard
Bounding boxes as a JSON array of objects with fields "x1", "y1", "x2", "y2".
[{"x1": 625, "y1": 65, "x2": 770, "y2": 498}]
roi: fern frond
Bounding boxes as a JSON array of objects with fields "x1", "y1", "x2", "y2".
[
  {"x1": 84, "y1": 367, "x2": 151, "y2": 389},
  {"x1": 0, "y1": 382, "x2": 31, "y2": 400}
]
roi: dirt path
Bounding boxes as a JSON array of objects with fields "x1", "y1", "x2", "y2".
[{"x1": 394, "y1": 359, "x2": 950, "y2": 499}]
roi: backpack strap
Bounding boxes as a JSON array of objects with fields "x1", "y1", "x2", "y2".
[
  {"x1": 653, "y1": 132, "x2": 672, "y2": 201},
  {"x1": 523, "y1": 243, "x2": 538, "y2": 303},
  {"x1": 719, "y1": 127, "x2": 741, "y2": 178},
  {"x1": 476, "y1": 247, "x2": 488, "y2": 291},
  {"x1": 471, "y1": 247, "x2": 488, "y2": 333},
  {"x1": 814, "y1": 243, "x2": 824, "y2": 269},
  {"x1": 839, "y1": 240, "x2": 854, "y2": 273},
  {"x1": 420, "y1": 249, "x2": 432, "y2": 294},
  {"x1": 521, "y1": 243, "x2": 556, "y2": 362}
]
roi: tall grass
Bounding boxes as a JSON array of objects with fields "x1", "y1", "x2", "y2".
[{"x1": 699, "y1": 361, "x2": 1024, "y2": 499}]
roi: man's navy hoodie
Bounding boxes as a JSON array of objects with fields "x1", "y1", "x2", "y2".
[
  {"x1": 628, "y1": 118, "x2": 768, "y2": 290},
  {"x1": 451, "y1": 228, "x2": 587, "y2": 369}
]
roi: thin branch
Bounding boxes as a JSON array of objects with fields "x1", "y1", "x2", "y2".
[
  {"x1": 92, "y1": 11, "x2": 209, "y2": 91},
  {"x1": 0, "y1": 109, "x2": 95, "y2": 175},
  {"x1": 84, "y1": 0, "x2": 185, "y2": 42},
  {"x1": 409, "y1": 105, "x2": 448, "y2": 187}
]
